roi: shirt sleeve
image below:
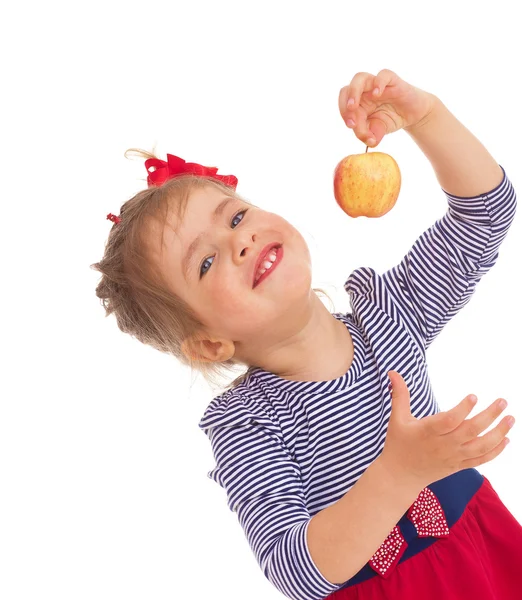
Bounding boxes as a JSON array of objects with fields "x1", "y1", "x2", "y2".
[
  {"x1": 380, "y1": 166, "x2": 516, "y2": 352},
  {"x1": 199, "y1": 390, "x2": 345, "y2": 600}
]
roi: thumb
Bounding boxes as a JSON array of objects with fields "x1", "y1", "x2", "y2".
[
  {"x1": 367, "y1": 118, "x2": 387, "y2": 148},
  {"x1": 387, "y1": 370, "x2": 412, "y2": 421}
]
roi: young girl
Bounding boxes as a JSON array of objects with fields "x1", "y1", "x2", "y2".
[{"x1": 93, "y1": 69, "x2": 521, "y2": 599}]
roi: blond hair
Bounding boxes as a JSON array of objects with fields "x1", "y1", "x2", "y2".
[{"x1": 91, "y1": 148, "x2": 335, "y2": 393}]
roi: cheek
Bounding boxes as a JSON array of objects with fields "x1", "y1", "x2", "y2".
[
  {"x1": 207, "y1": 279, "x2": 257, "y2": 321},
  {"x1": 208, "y1": 281, "x2": 247, "y2": 313}
]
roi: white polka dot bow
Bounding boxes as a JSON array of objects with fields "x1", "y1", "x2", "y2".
[{"x1": 369, "y1": 487, "x2": 450, "y2": 578}]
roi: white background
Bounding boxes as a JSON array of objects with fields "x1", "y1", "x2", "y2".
[{"x1": 1, "y1": 1, "x2": 521, "y2": 598}]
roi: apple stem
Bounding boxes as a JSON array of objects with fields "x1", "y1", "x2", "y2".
[{"x1": 365, "y1": 146, "x2": 369, "y2": 153}]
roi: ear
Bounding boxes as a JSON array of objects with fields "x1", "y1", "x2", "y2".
[{"x1": 181, "y1": 336, "x2": 236, "y2": 363}]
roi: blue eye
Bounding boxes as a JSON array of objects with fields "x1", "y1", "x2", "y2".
[{"x1": 199, "y1": 209, "x2": 248, "y2": 278}]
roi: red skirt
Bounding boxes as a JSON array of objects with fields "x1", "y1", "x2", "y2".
[{"x1": 327, "y1": 475, "x2": 522, "y2": 600}]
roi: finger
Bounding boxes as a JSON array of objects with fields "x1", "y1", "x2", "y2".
[
  {"x1": 460, "y1": 416, "x2": 513, "y2": 460},
  {"x1": 353, "y1": 110, "x2": 373, "y2": 145},
  {"x1": 347, "y1": 72, "x2": 377, "y2": 108},
  {"x1": 426, "y1": 394, "x2": 478, "y2": 436},
  {"x1": 342, "y1": 102, "x2": 366, "y2": 140},
  {"x1": 338, "y1": 72, "x2": 376, "y2": 119},
  {"x1": 387, "y1": 371, "x2": 412, "y2": 422},
  {"x1": 460, "y1": 436, "x2": 510, "y2": 470},
  {"x1": 458, "y1": 398, "x2": 511, "y2": 443},
  {"x1": 371, "y1": 68, "x2": 398, "y2": 99},
  {"x1": 352, "y1": 113, "x2": 388, "y2": 147},
  {"x1": 351, "y1": 116, "x2": 388, "y2": 147},
  {"x1": 366, "y1": 117, "x2": 390, "y2": 147}
]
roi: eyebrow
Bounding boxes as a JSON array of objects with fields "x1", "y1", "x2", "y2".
[{"x1": 182, "y1": 196, "x2": 236, "y2": 281}]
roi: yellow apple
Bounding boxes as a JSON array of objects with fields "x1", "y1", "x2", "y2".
[{"x1": 333, "y1": 148, "x2": 401, "y2": 218}]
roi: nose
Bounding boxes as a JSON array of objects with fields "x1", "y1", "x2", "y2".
[{"x1": 233, "y1": 231, "x2": 256, "y2": 265}]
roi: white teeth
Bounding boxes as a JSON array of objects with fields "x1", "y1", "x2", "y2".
[{"x1": 255, "y1": 247, "x2": 279, "y2": 283}]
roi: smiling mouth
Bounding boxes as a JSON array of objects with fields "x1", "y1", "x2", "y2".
[{"x1": 253, "y1": 245, "x2": 283, "y2": 288}]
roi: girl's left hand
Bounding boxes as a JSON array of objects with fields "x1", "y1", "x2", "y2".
[{"x1": 338, "y1": 69, "x2": 436, "y2": 147}]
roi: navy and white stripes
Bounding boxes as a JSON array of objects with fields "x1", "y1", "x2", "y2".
[{"x1": 199, "y1": 167, "x2": 516, "y2": 600}]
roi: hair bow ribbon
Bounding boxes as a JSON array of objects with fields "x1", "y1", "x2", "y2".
[{"x1": 145, "y1": 153, "x2": 238, "y2": 190}]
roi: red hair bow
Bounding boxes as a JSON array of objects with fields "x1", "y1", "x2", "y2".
[
  {"x1": 144, "y1": 153, "x2": 238, "y2": 190},
  {"x1": 106, "y1": 213, "x2": 121, "y2": 225}
]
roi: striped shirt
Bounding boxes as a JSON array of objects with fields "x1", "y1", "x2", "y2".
[{"x1": 198, "y1": 167, "x2": 516, "y2": 600}]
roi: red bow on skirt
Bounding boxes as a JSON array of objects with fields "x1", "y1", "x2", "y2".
[{"x1": 369, "y1": 487, "x2": 450, "y2": 578}]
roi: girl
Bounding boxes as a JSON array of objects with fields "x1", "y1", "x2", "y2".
[{"x1": 93, "y1": 69, "x2": 520, "y2": 599}]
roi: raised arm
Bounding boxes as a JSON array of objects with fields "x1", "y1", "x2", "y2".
[
  {"x1": 340, "y1": 70, "x2": 516, "y2": 351},
  {"x1": 404, "y1": 94, "x2": 503, "y2": 197}
]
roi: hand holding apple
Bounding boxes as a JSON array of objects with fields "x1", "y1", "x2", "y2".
[
  {"x1": 334, "y1": 147, "x2": 401, "y2": 218},
  {"x1": 338, "y1": 69, "x2": 435, "y2": 148},
  {"x1": 333, "y1": 69, "x2": 432, "y2": 218}
]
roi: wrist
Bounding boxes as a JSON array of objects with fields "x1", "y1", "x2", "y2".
[
  {"x1": 404, "y1": 92, "x2": 442, "y2": 134},
  {"x1": 376, "y1": 454, "x2": 428, "y2": 494}
]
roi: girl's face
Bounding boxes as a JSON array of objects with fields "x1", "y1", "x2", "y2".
[{"x1": 151, "y1": 185, "x2": 313, "y2": 355}]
